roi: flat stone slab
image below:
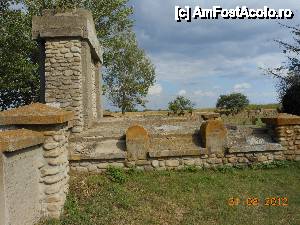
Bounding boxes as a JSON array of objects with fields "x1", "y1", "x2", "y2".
[
  {"x1": 0, "y1": 129, "x2": 44, "y2": 152},
  {"x1": 0, "y1": 103, "x2": 74, "y2": 125},
  {"x1": 69, "y1": 152, "x2": 126, "y2": 161},
  {"x1": 228, "y1": 143, "x2": 284, "y2": 153},
  {"x1": 262, "y1": 113, "x2": 300, "y2": 126},
  {"x1": 148, "y1": 148, "x2": 208, "y2": 158}
]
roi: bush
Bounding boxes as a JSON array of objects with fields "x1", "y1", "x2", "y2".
[
  {"x1": 216, "y1": 93, "x2": 249, "y2": 115},
  {"x1": 281, "y1": 83, "x2": 300, "y2": 116},
  {"x1": 168, "y1": 96, "x2": 194, "y2": 115}
]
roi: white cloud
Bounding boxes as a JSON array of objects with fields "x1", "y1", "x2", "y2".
[
  {"x1": 178, "y1": 89, "x2": 187, "y2": 95},
  {"x1": 193, "y1": 90, "x2": 216, "y2": 97},
  {"x1": 234, "y1": 82, "x2": 252, "y2": 92},
  {"x1": 148, "y1": 83, "x2": 163, "y2": 96}
]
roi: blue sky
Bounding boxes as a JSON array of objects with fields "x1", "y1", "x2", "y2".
[{"x1": 103, "y1": 0, "x2": 300, "y2": 110}]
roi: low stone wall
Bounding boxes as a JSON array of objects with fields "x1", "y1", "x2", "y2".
[
  {"x1": 70, "y1": 151, "x2": 283, "y2": 172},
  {"x1": 0, "y1": 103, "x2": 74, "y2": 223},
  {"x1": 69, "y1": 117, "x2": 290, "y2": 172},
  {"x1": 262, "y1": 114, "x2": 300, "y2": 161}
]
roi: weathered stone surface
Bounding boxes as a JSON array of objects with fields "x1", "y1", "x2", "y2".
[
  {"x1": 207, "y1": 158, "x2": 222, "y2": 164},
  {"x1": 69, "y1": 152, "x2": 126, "y2": 160},
  {"x1": 44, "y1": 142, "x2": 60, "y2": 151},
  {"x1": 165, "y1": 159, "x2": 180, "y2": 167},
  {"x1": 0, "y1": 129, "x2": 44, "y2": 152},
  {"x1": 126, "y1": 125, "x2": 150, "y2": 161},
  {"x1": 200, "y1": 120, "x2": 227, "y2": 154},
  {"x1": 0, "y1": 103, "x2": 74, "y2": 125},
  {"x1": 228, "y1": 143, "x2": 284, "y2": 153},
  {"x1": 148, "y1": 149, "x2": 207, "y2": 158},
  {"x1": 151, "y1": 160, "x2": 159, "y2": 168},
  {"x1": 262, "y1": 114, "x2": 300, "y2": 126},
  {"x1": 201, "y1": 112, "x2": 220, "y2": 121},
  {"x1": 32, "y1": 8, "x2": 103, "y2": 62}
]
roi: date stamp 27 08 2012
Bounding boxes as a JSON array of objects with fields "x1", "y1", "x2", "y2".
[{"x1": 228, "y1": 197, "x2": 288, "y2": 207}]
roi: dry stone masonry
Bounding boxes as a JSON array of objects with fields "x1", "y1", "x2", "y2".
[
  {"x1": 262, "y1": 114, "x2": 300, "y2": 161},
  {"x1": 32, "y1": 9, "x2": 103, "y2": 132}
]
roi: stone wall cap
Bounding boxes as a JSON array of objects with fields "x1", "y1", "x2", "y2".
[
  {"x1": 0, "y1": 103, "x2": 74, "y2": 125},
  {"x1": 228, "y1": 143, "x2": 284, "y2": 153},
  {"x1": 0, "y1": 129, "x2": 44, "y2": 153},
  {"x1": 262, "y1": 113, "x2": 300, "y2": 126},
  {"x1": 32, "y1": 8, "x2": 103, "y2": 63}
]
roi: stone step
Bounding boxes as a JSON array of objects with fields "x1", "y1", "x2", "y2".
[{"x1": 150, "y1": 133, "x2": 203, "y2": 151}]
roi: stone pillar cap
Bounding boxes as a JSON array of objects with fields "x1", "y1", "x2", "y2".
[
  {"x1": 0, "y1": 103, "x2": 74, "y2": 125},
  {"x1": 0, "y1": 129, "x2": 44, "y2": 153},
  {"x1": 32, "y1": 8, "x2": 103, "y2": 63},
  {"x1": 262, "y1": 113, "x2": 300, "y2": 126}
]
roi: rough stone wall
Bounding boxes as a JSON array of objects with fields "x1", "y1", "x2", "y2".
[
  {"x1": 270, "y1": 125, "x2": 300, "y2": 161},
  {"x1": 0, "y1": 146, "x2": 44, "y2": 225},
  {"x1": 69, "y1": 151, "x2": 283, "y2": 172},
  {"x1": 45, "y1": 39, "x2": 83, "y2": 133},
  {"x1": 33, "y1": 124, "x2": 70, "y2": 218}
]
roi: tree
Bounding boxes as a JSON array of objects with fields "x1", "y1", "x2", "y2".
[
  {"x1": 216, "y1": 93, "x2": 249, "y2": 114},
  {"x1": 267, "y1": 24, "x2": 300, "y2": 115},
  {"x1": 0, "y1": 3, "x2": 40, "y2": 110},
  {"x1": 1, "y1": 0, "x2": 142, "y2": 111},
  {"x1": 168, "y1": 96, "x2": 194, "y2": 115},
  {"x1": 104, "y1": 32, "x2": 155, "y2": 114}
]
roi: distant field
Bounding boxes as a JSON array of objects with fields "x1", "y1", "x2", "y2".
[
  {"x1": 105, "y1": 103, "x2": 280, "y2": 117},
  {"x1": 105, "y1": 104, "x2": 279, "y2": 127},
  {"x1": 40, "y1": 161, "x2": 300, "y2": 225}
]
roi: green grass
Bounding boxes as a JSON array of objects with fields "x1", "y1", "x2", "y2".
[{"x1": 40, "y1": 161, "x2": 300, "y2": 225}]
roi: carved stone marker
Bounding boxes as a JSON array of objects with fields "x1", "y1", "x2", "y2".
[
  {"x1": 200, "y1": 119, "x2": 227, "y2": 154},
  {"x1": 32, "y1": 9, "x2": 103, "y2": 133},
  {"x1": 126, "y1": 125, "x2": 150, "y2": 161}
]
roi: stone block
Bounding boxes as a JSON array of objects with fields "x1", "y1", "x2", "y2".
[
  {"x1": 0, "y1": 129, "x2": 44, "y2": 153},
  {"x1": 0, "y1": 103, "x2": 74, "y2": 125},
  {"x1": 165, "y1": 159, "x2": 180, "y2": 167},
  {"x1": 126, "y1": 125, "x2": 150, "y2": 161},
  {"x1": 151, "y1": 160, "x2": 159, "y2": 168},
  {"x1": 200, "y1": 120, "x2": 227, "y2": 154}
]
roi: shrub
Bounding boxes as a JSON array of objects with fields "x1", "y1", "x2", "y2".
[
  {"x1": 281, "y1": 83, "x2": 300, "y2": 116},
  {"x1": 106, "y1": 166, "x2": 127, "y2": 184},
  {"x1": 168, "y1": 96, "x2": 194, "y2": 115},
  {"x1": 216, "y1": 93, "x2": 249, "y2": 115}
]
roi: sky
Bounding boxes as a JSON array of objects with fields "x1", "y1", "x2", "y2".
[{"x1": 104, "y1": 0, "x2": 300, "y2": 110}]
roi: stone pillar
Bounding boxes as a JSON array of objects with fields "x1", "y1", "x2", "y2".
[
  {"x1": 200, "y1": 118, "x2": 227, "y2": 154},
  {"x1": 0, "y1": 103, "x2": 74, "y2": 219},
  {"x1": 32, "y1": 9, "x2": 103, "y2": 133},
  {"x1": 126, "y1": 125, "x2": 150, "y2": 161},
  {"x1": 262, "y1": 114, "x2": 300, "y2": 161}
]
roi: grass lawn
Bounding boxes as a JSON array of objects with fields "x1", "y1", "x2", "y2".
[{"x1": 41, "y1": 162, "x2": 300, "y2": 225}]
